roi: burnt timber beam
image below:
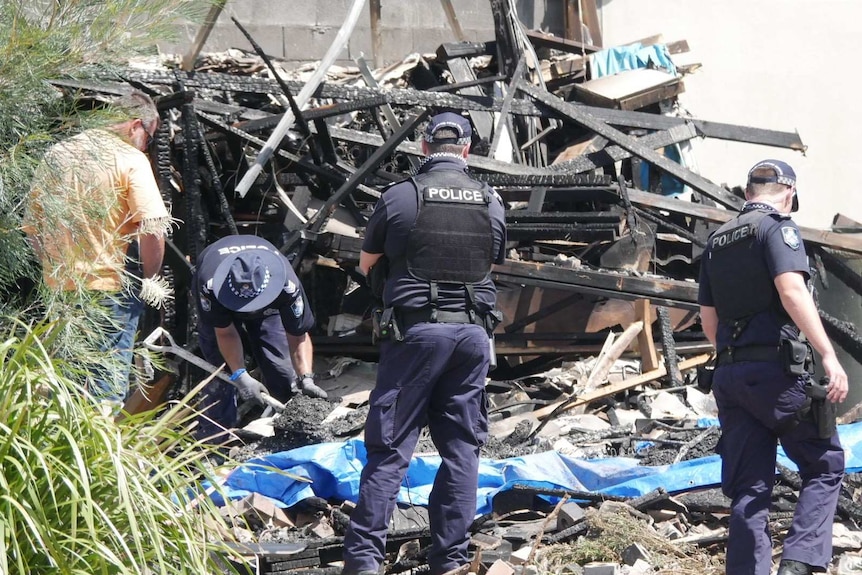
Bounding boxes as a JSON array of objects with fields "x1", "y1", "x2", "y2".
[
  {"x1": 285, "y1": 109, "x2": 431, "y2": 261},
  {"x1": 314, "y1": 124, "x2": 553, "y2": 176},
  {"x1": 120, "y1": 71, "x2": 806, "y2": 150},
  {"x1": 518, "y1": 83, "x2": 744, "y2": 210},
  {"x1": 817, "y1": 247, "x2": 862, "y2": 296},
  {"x1": 622, "y1": 188, "x2": 862, "y2": 256},
  {"x1": 506, "y1": 224, "x2": 620, "y2": 242},
  {"x1": 550, "y1": 123, "x2": 698, "y2": 175},
  {"x1": 504, "y1": 292, "x2": 584, "y2": 333},
  {"x1": 489, "y1": 0, "x2": 520, "y2": 80},
  {"x1": 491, "y1": 260, "x2": 699, "y2": 309},
  {"x1": 231, "y1": 17, "x2": 323, "y2": 165},
  {"x1": 526, "y1": 29, "x2": 600, "y2": 54}
]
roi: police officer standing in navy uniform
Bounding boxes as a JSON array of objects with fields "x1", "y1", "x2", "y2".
[
  {"x1": 342, "y1": 112, "x2": 507, "y2": 575},
  {"x1": 698, "y1": 160, "x2": 849, "y2": 575},
  {"x1": 193, "y1": 234, "x2": 327, "y2": 440}
]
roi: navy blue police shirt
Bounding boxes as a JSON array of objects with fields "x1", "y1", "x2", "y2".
[
  {"x1": 362, "y1": 155, "x2": 507, "y2": 313},
  {"x1": 698, "y1": 204, "x2": 809, "y2": 351},
  {"x1": 194, "y1": 238, "x2": 315, "y2": 335}
]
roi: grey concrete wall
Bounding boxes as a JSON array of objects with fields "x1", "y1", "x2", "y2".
[{"x1": 161, "y1": 0, "x2": 517, "y2": 67}]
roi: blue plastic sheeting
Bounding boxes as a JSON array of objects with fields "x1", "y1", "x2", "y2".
[
  {"x1": 219, "y1": 422, "x2": 862, "y2": 514},
  {"x1": 591, "y1": 42, "x2": 677, "y2": 79}
]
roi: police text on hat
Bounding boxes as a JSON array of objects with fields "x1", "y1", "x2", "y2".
[{"x1": 424, "y1": 112, "x2": 472, "y2": 145}]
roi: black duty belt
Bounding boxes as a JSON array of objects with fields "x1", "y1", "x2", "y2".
[
  {"x1": 717, "y1": 345, "x2": 781, "y2": 366},
  {"x1": 398, "y1": 308, "x2": 484, "y2": 332}
]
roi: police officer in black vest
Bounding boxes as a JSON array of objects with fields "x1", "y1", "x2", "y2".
[
  {"x1": 342, "y1": 112, "x2": 507, "y2": 575},
  {"x1": 698, "y1": 160, "x2": 848, "y2": 575},
  {"x1": 192, "y1": 235, "x2": 327, "y2": 441}
]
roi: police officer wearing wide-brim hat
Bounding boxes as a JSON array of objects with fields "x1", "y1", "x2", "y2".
[
  {"x1": 342, "y1": 112, "x2": 507, "y2": 575},
  {"x1": 192, "y1": 234, "x2": 327, "y2": 440},
  {"x1": 698, "y1": 160, "x2": 849, "y2": 575}
]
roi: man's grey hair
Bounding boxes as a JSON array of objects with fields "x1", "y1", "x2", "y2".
[{"x1": 114, "y1": 90, "x2": 159, "y2": 132}]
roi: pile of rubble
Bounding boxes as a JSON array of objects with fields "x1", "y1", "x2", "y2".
[
  {"x1": 213, "y1": 389, "x2": 862, "y2": 575},
  {"x1": 44, "y1": 0, "x2": 862, "y2": 571}
]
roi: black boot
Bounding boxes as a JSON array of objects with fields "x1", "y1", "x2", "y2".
[{"x1": 776, "y1": 559, "x2": 813, "y2": 575}]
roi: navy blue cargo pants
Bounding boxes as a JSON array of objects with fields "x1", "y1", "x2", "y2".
[
  {"x1": 343, "y1": 322, "x2": 491, "y2": 575},
  {"x1": 196, "y1": 313, "x2": 297, "y2": 439},
  {"x1": 713, "y1": 361, "x2": 844, "y2": 575}
]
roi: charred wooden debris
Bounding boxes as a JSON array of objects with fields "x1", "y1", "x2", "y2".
[
  {"x1": 50, "y1": 0, "x2": 862, "y2": 424},
  {"x1": 45, "y1": 3, "x2": 862, "y2": 572}
]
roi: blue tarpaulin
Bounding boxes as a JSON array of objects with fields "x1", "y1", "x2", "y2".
[
  {"x1": 590, "y1": 42, "x2": 677, "y2": 79},
  {"x1": 219, "y1": 421, "x2": 862, "y2": 514}
]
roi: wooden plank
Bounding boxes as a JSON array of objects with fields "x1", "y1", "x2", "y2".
[
  {"x1": 526, "y1": 29, "x2": 600, "y2": 54},
  {"x1": 440, "y1": 0, "x2": 466, "y2": 42},
  {"x1": 490, "y1": 354, "x2": 710, "y2": 437},
  {"x1": 564, "y1": 0, "x2": 580, "y2": 43},
  {"x1": 369, "y1": 0, "x2": 383, "y2": 68},
  {"x1": 181, "y1": 0, "x2": 227, "y2": 72},
  {"x1": 445, "y1": 57, "x2": 495, "y2": 140},
  {"x1": 635, "y1": 299, "x2": 660, "y2": 371},
  {"x1": 492, "y1": 259, "x2": 700, "y2": 307},
  {"x1": 551, "y1": 123, "x2": 698, "y2": 174},
  {"x1": 572, "y1": 69, "x2": 684, "y2": 111},
  {"x1": 536, "y1": 353, "x2": 710, "y2": 419},
  {"x1": 580, "y1": 0, "x2": 603, "y2": 47},
  {"x1": 121, "y1": 373, "x2": 175, "y2": 417}
]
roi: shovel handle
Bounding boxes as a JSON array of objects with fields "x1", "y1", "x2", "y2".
[{"x1": 139, "y1": 327, "x2": 286, "y2": 412}]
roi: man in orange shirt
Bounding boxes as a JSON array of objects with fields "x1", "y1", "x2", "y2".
[{"x1": 24, "y1": 91, "x2": 172, "y2": 412}]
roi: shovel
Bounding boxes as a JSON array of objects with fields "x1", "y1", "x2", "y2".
[{"x1": 142, "y1": 326, "x2": 287, "y2": 412}]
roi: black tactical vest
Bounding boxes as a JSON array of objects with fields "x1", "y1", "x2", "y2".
[
  {"x1": 706, "y1": 208, "x2": 784, "y2": 321},
  {"x1": 405, "y1": 170, "x2": 494, "y2": 284}
]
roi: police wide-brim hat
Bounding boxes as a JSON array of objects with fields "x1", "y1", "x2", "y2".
[{"x1": 212, "y1": 239, "x2": 286, "y2": 313}]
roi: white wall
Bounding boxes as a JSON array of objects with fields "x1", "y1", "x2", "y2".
[{"x1": 600, "y1": 0, "x2": 862, "y2": 229}]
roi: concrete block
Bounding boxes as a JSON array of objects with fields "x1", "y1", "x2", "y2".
[
  {"x1": 379, "y1": 28, "x2": 417, "y2": 63},
  {"x1": 658, "y1": 522, "x2": 684, "y2": 540},
  {"x1": 233, "y1": 493, "x2": 293, "y2": 528},
  {"x1": 410, "y1": 2, "x2": 448, "y2": 29},
  {"x1": 630, "y1": 559, "x2": 653, "y2": 574},
  {"x1": 315, "y1": 0, "x2": 358, "y2": 28},
  {"x1": 283, "y1": 26, "x2": 343, "y2": 62},
  {"x1": 450, "y1": 1, "x2": 494, "y2": 31},
  {"x1": 621, "y1": 542, "x2": 651, "y2": 566},
  {"x1": 308, "y1": 517, "x2": 335, "y2": 539},
  {"x1": 582, "y1": 563, "x2": 618, "y2": 575},
  {"x1": 412, "y1": 28, "x2": 456, "y2": 59},
  {"x1": 555, "y1": 502, "x2": 586, "y2": 532},
  {"x1": 205, "y1": 24, "x2": 285, "y2": 58},
  {"x1": 227, "y1": 1, "x2": 315, "y2": 25},
  {"x1": 380, "y1": 0, "x2": 413, "y2": 29},
  {"x1": 508, "y1": 545, "x2": 532, "y2": 565},
  {"x1": 471, "y1": 532, "x2": 503, "y2": 550},
  {"x1": 486, "y1": 559, "x2": 515, "y2": 575}
]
